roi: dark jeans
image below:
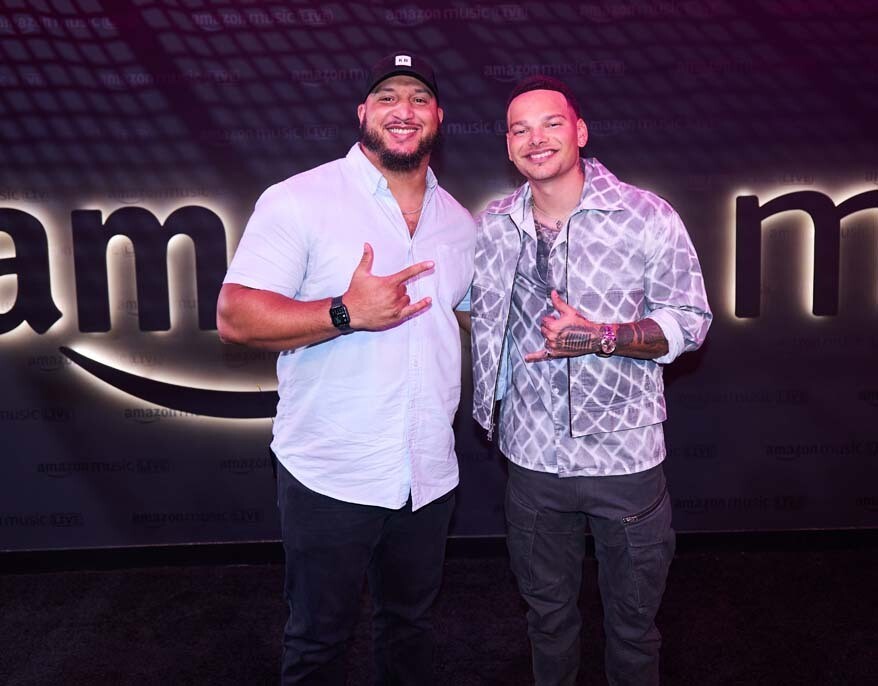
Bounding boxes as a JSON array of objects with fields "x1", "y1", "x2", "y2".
[
  {"x1": 505, "y1": 461, "x2": 675, "y2": 686},
  {"x1": 277, "y1": 464, "x2": 455, "y2": 686}
]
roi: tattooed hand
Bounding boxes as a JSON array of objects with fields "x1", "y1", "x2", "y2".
[
  {"x1": 524, "y1": 290, "x2": 600, "y2": 362},
  {"x1": 524, "y1": 290, "x2": 670, "y2": 362}
]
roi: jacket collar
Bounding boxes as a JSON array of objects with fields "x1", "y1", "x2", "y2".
[{"x1": 487, "y1": 157, "x2": 625, "y2": 221}]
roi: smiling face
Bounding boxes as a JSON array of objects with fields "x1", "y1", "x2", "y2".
[
  {"x1": 357, "y1": 75, "x2": 444, "y2": 173},
  {"x1": 506, "y1": 89, "x2": 588, "y2": 184}
]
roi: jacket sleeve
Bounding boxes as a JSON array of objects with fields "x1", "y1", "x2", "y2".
[{"x1": 642, "y1": 202, "x2": 712, "y2": 364}]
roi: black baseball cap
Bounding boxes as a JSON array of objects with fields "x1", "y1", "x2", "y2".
[{"x1": 365, "y1": 52, "x2": 439, "y2": 100}]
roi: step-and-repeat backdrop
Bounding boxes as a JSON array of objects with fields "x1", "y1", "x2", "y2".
[{"x1": 2, "y1": 1, "x2": 876, "y2": 550}]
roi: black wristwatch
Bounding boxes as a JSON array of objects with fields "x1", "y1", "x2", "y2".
[{"x1": 329, "y1": 295, "x2": 352, "y2": 334}]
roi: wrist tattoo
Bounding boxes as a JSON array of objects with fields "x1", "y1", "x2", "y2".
[
  {"x1": 557, "y1": 326, "x2": 595, "y2": 353},
  {"x1": 615, "y1": 319, "x2": 668, "y2": 358}
]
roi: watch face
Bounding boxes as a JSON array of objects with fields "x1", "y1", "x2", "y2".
[
  {"x1": 599, "y1": 326, "x2": 617, "y2": 355},
  {"x1": 330, "y1": 305, "x2": 350, "y2": 328},
  {"x1": 601, "y1": 338, "x2": 617, "y2": 355},
  {"x1": 330, "y1": 302, "x2": 351, "y2": 330}
]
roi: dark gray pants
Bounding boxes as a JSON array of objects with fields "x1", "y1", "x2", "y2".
[
  {"x1": 505, "y1": 461, "x2": 675, "y2": 686},
  {"x1": 277, "y1": 464, "x2": 455, "y2": 686}
]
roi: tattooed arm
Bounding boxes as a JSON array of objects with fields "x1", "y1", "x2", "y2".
[
  {"x1": 525, "y1": 290, "x2": 668, "y2": 362},
  {"x1": 607, "y1": 319, "x2": 668, "y2": 359}
]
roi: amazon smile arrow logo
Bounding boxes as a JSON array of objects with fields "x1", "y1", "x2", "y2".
[
  {"x1": 3, "y1": 204, "x2": 277, "y2": 418},
  {"x1": 60, "y1": 346, "x2": 278, "y2": 419}
]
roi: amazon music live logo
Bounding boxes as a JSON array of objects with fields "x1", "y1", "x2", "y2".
[
  {"x1": 99, "y1": 69, "x2": 241, "y2": 89},
  {"x1": 768, "y1": 334, "x2": 878, "y2": 351},
  {"x1": 444, "y1": 120, "x2": 508, "y2": 136},
  {"x1": 221, "y1": 348, "x2": 274, "y2": 369},
  {"x1": 27, "y1": 354, "x2": 73, "y2": 372},
  {"x1": 0, "y1": 512, "x2": 84, "y2": 528},
  {"x1": 202, "y1": 125, "x2": 339, "y2": 145},
  {"x1": 104, "y1": 186, "x2": 225, "y2": 206},
  {"x1": 579, "y1": 1, "x2": 727, "y2": 22},
  {"x1": 0, "y1": 407, "x2": 75, "y2": 422},
  {"x1": 765, "y1": 441, "x2": 878, "y2": 462},
  {"x1": 0, "y1": 14, "x2": 114, "y2": 33},
  {"x1": 0, "y1": 189, "x2": 51, "y2": 202},
  {"x1": 191, "y1": 7, "x2": 333, "y2": 30},
  {"x1": 666, "y1": 443, "x2": 718, "y2": 460},
  {"x1": 37, "y1": 459, "x2": 171, "y2": 477},
  {"x1": 674, "y1": 389, "x2": 809, "y2": 409},
  {"x1": 673, "y1": 496, "x2": 806, "y2": 514},
  {"x1": 131, "y1": 509, "x2": 264, "y2": 529},
  {"x1": 484, "y1": 60, "x2": 626, "y2": 83},
  {"x1": 220, "y1": 456, "x2": 273, "y2": 475},
  {"x1": 124, "y1": 407, "x2": 198, "y2": 423},
  {"x1": 384, "y1": 4, "x2": 527, "y2": 25},
  {"x1": 288, "y1": 67, "x2": 367, "y2": 86}
]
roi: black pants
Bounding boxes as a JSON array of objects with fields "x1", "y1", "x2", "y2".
[
  {"x1": 505, "y1": 461, "x2": 675, "y2": 686},
  {"x1": 277, "y1": 464, "x2": 455, "y2": 685}
]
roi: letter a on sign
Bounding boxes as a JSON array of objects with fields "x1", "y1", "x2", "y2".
[{"x1": 395, "y1": 55, "x2": 412, "y2": 66}]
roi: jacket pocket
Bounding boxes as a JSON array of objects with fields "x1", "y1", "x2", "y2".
[{"x1": 570, "y1": 355, "x2": 655, "y2": 410}]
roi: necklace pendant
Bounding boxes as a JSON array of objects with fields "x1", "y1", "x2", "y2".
[{"x1": 555, "y1": 220, "x2": 562, "y2": 230}]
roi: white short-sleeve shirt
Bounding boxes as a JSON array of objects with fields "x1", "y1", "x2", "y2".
[{"x1": 224, "y1": 144, "x2": 475, "y2": 510}]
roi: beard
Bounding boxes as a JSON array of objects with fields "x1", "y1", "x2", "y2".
[{"x1": 359, "y1": 120, "x2": 441, "y2": 172}]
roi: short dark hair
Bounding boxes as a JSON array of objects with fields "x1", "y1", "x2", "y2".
[{"x1": 506, "y1": 75, "x2": 582, "y2": 119}]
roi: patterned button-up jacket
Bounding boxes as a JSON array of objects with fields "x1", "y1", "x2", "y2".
[{"x1": 471, "y1": 158, "x2": 712, "y2": 442}]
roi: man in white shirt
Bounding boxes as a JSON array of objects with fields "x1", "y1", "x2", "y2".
[{"x1": 217, "y1": 52, "x2": 474, "y2": 685}]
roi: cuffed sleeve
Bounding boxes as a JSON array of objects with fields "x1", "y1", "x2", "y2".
[{"x1": 642, "y1": 203, "x2": 712, "y2": 364}]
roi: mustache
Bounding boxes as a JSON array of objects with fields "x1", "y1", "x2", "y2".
[{"x1": 358, "y1": 120, "x2": 442, "y2": 172}]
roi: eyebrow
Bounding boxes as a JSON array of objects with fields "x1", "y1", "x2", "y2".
[
  {"x1": 508, "y1": 112, "x2": 568, "y2": 127},
  {"x1": 374, "y1": 84, "x2": 431, "y2": 95}
]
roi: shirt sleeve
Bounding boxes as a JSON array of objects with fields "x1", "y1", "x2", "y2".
[
  {"x1": 642, "y1": 202, "x2": 712, "y2": 365},
  {"x1": 223, "y1": 182, "x2": 308, "y2": 298}
]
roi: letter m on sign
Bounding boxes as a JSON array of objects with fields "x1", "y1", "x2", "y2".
[
  {"x1": 72, "y1": 206, "x2": 227, "y2": 332},
  {"x1": 735, "y1": 190, "x2": 878, "y2": 317}
]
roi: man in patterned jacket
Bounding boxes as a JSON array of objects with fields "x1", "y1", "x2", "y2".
[{"x1": 470, "y1": 75, "x2": 712, "y2": 685}]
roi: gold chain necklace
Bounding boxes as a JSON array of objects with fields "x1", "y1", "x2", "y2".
[{"x1": 531, "y1": 200, "x2": 567, "y2": 231}]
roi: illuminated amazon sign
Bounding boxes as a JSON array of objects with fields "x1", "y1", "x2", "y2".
[
  {"x1": 2, "y1": 188, "x2": 874, "y2": 417},
  {"x1": 0, "y1": 205, "x2": 277, "y2": 419},
  {"x1": 735, "y1": 189, "x2": 878, "y2": 317}
]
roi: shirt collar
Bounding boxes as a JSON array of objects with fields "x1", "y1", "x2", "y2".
[{"x1": 346, "y1": 143, "x2": 438, "y2": 195}]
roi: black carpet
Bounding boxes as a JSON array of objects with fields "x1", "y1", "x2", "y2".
[{"x1": 1, "y1": 535, "x2": 875, "y2": 685}]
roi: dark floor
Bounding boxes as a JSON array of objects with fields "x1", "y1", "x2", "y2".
[{"x1": 1, "y1": 538, "x2": 876, "y2": 685}]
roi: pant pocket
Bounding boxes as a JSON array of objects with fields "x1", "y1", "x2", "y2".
[
  {"x1": 622, "y1": 487, "x2": 675, "y2": 615},
  {"x1": 505, "y1": 486, "x2": 537, "y2": 593}
]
